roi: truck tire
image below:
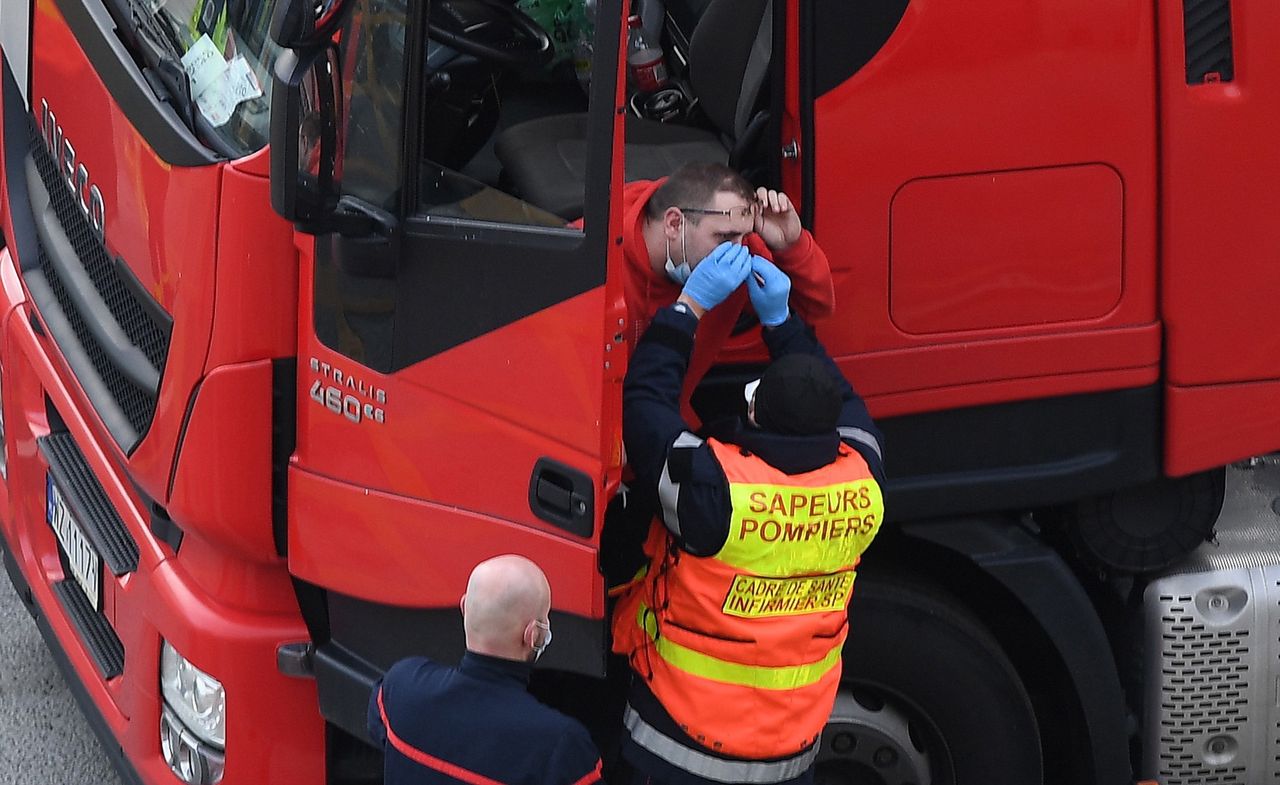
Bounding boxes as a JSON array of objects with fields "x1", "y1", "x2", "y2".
[{"x1": 818, "y1": 577, "x2": 1044, "y2": 785}]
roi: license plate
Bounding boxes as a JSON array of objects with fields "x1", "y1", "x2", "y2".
[{"x1": 46, "y1": 475, "x2": 102, "y2": 611}]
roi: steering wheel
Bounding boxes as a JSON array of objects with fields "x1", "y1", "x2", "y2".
[{"x1": 428, "y1": 0, "x2": 555, "y2": 70}]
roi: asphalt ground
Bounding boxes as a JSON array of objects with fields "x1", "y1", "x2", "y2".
[{"x1": 0, "y1": 546, "x2": 122, "y2": 785}]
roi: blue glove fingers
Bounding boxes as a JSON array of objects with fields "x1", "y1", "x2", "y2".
[
  {"x1": 748, "y1": 255, "x2": 791, "y2": 327},
  {"x1": 751, "y1": 256, "x2": 783, "y2": 285},
  {"x1": 682, "y1": 243, "x2": 752, "y2": 310}
]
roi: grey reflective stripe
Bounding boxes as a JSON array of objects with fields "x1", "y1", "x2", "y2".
[
  {"x1": 658, "y1": 463, "x2": 682, "y2": 536},
  {"x1": 674, "y1": 432, "x2": 705, "y2": 449},
  {"x1": 658, "y1": 432, "x2": 705, "y2": 536},
  {"x1": 624, "y1": 706, "x2": 818, "y2": 784},
  {"x1": 839, "y1": 426, "x2": 883, "y2": 463}
]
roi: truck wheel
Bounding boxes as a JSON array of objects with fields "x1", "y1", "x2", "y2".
[{"x1": 817, "y1": 578, "x2": 1044, "y2": 785}]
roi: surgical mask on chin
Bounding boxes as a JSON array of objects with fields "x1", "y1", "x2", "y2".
[
  {"x1": 665, "y1": 257, "x2": 692, "y2": 285},
  {"x1": 664, "y1": 221, "x2": 692, "y2": 284}
]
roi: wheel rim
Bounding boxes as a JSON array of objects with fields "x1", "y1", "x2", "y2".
[{"x1": 814, "y1": 683, "x2": 938, "y2": 785}]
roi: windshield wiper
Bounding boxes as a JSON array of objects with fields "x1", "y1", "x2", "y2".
[{"x1": 101, "y1": 0, "x2": 241, "y2": 158}]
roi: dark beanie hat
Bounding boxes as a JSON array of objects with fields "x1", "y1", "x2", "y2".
[{"x1": 752, "y1": 354, "x2": 842, "y2": 436}]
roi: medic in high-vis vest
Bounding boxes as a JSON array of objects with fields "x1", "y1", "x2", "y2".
[{"x1": 612, "y1": 242, "x2": 886, "y2": 785}]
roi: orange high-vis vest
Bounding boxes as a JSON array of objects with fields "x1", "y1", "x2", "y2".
[{"x1": 612, "y1": 439, "x2": 884, "y2": 760}]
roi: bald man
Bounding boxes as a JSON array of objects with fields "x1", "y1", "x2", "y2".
[{"x1": 369, "y1": 555, "x2": 604, "y2": 785}]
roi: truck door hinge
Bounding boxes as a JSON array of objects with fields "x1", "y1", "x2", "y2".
[{"x1": 782, "y1": 139, "x2": 801, "y2": 160}]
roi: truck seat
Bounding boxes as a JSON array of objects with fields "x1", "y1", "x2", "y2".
[
  {"x1": 493, "y1": 0, "x2": 772, "y2": 220},
  {"x1": 494, "y1": 114, "x2": 728, "y2": 219}
]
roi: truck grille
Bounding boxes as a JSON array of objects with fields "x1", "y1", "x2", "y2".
[{"x1": 25, "y1": 115, "x2": 170, "y2": 447}]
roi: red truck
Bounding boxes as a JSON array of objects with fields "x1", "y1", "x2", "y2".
[{"x1": 0, "y1": 0, "x2": 1272, "y2": 783}]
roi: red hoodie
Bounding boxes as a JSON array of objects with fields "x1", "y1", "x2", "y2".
[{"x1": 619, "y1": 178, "x2": 835, "y2": 423}]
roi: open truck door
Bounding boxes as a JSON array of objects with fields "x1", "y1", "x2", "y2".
[{"x1": 268, "y1": 0, "x2": 628, "y2": 745}]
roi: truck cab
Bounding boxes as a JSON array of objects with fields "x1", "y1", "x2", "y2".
[{"x1": 3, "y1": 0, "x2": 1279, "y2": 784}]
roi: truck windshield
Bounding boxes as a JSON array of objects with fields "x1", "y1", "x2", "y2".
[{"x1": 147, "y1": 0, "x2": 281, "y2": 156}]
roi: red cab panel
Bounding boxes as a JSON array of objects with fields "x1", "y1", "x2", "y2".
[{"x1": 809, "y1": 0, "x2": 1159, "y2": 416}]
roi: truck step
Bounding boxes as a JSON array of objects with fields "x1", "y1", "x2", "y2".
[
  {"x1": 52, "y1": 579, "x2": 124, "y2": 679},
  {"x1": 38, "y1": 432, "x2": 138, "y2": 576}
]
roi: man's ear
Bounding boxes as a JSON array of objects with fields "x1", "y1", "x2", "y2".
[
  {"x1": 459, "y1": 595, "x2": 466, "y2": 617},
  {"x1": 663, "y1": 207, "x2": 684, "y2": 240}
]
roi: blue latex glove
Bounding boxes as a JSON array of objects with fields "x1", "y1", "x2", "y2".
[
  {"x1": 681, "y1": 242, "x2": 751, "y2": 311},
  {"x1": 747, "y1": 256, "x2": 791, "y2": 327}
]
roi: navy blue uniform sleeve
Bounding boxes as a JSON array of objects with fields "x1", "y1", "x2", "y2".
[
  {"x1": 623, "y1": 305, "x2": 734, "y2": 556},
  {"x1": 763, "y1": 314, "x2": 886, "y2": 484},
  {"x1": 545, "y1": 721, "x2": 605, "y2": 785}
]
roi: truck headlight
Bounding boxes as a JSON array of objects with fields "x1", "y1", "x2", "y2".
[
  {"x1": 161, "y1": 641, "x2": 226, "y2": 748},
  {"x1": 161, "y1": 705, "x2": 225, "y2": 785}
]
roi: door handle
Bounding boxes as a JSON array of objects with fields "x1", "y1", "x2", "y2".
[{"x1": 528, "y1": 459, "x2": 594, "y2": 537}]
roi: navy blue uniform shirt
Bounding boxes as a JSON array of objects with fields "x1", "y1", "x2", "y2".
[{"x1": 369, "y1": 652, "x2": 604, "y2": 785}]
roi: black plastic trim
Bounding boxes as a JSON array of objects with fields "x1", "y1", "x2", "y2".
[
  {"x1": 528, "y1": 457, "x2": 594, "y2": 537},
  {"x1": 693, "y1": 371, "x2": 1160, "y2": 522},
  {"x1": 798, "y1": 0, "x2": 815, "y2": 229},
  {"x1": 149, "y1": 503, "x2": 183, "y2": 553},
  {"x1": 26, "y1": 110, "x2": 174, "y2": 369},
  {"x1": 38, "y1": 432, "x2": 139, "y2": 576},
  {"x1": 878, "y1": 386, "x2": 1160, "y2": 521},
  {"x1": 28, "y1": 160, "x2": 161, "y2": 393},
  {"x1": 51, "y1": 0, "x2": 218, "y2": 167},
  {"x1": 313, "y1": 640, "x2": 383, "y2": 744},
  {"x1": 2, "y1": 55, "x2": 39, "y2": 274},
  {"x1": 24, "y1": 268, "x2": 141, "y2": 449},
  {"x1": 766, "y1": 0, "x2": 786, "y2": 191},
  {"x1": 2, "y1": 549, "x2": 144, "y2": 785},
  {"x1": 900, "y1": 518, "x2": 1132, "y2": 785},
  {"x1": 272, "y1": 359, "x2": 298, "y2": 557},
  {"x1": 277, "y1": 642, "x2": 315, "y2": 678},
  {"x1": 25, "y1": 0, "x2": 35, "y2": 103},
  {"x1": 52, "y1": 579, "x2": 125, "y2": 679},
  {"x1": 810, "y1": 0, "x2": 910, "y2": 97},
  {"x1": 1183, "y1": 0, "x2": 1234, "y2": 84},
  {"x1": 22, "y1": 106, "x2": 174, "y2": 452}
]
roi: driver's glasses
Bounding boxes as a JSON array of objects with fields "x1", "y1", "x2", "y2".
[{"x1": 679, "y1": 205, "x2": 759, "y2": 221}]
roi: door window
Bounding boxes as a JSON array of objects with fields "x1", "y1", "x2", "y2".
[
  {"x1": 312, "y1": 0, "x2": 622, "y2": 373},
  {"x1": 412, "y1": 0, "x2": 603, "y2": 228}
]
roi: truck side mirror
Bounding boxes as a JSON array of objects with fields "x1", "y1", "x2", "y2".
[
  {"x1": 270, "y1": 46, "x2": 339, "y2": 226},
  {"x1": 270, "y1": 0, "x2": 349, "y2": 49}
]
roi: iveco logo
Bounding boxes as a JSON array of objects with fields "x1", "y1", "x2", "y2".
[{"x1": 39, "y1": 99, "x2": 106, "y2": 243}]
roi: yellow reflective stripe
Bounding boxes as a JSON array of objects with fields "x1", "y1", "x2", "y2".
[
  {"x1": 608, "y1": 563, "x2": 650, "y2": 598},
  {"x1": 718, "y1": 480, "x2": 884, "y2": 574},
  {"x1": 638, "y1": 604, "x2": 843, "y2": 690}
]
